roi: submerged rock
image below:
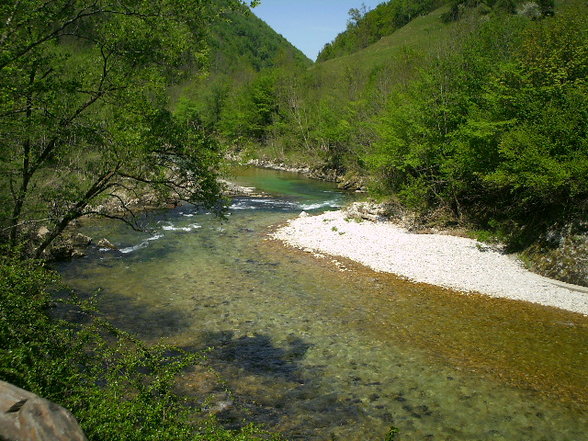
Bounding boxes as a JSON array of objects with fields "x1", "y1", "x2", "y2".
[
  {"x1": 71, "y1": 233, "x2": 92, "y2": 248},
  {"x1": 46, "y1": 232, "x2": 92, "y2": 260}
]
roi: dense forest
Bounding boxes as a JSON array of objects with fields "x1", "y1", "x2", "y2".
[{"x1": 171, "y1": 1, "x2": 310, "y2": 135}]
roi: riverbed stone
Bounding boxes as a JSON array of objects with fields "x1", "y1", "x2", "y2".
[
  {"x1": 71, "y1": 233, "x2": 92, "y2": 247},
  {"x1": 37, "y1": 226, "x2": 50, "y2": 238},
  {"x1": 344, "y1": 202, "x2": 388, "y2": 222},
  {"x1": 0, "y1": 381, "x2": 87, "y2": 441},
  {"x1": 97, "y1": 238, "x2": 117, "y2": 250}
]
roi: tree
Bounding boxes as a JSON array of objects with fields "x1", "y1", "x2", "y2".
[
  {"x1": 0, "y1": 0, "x2": 250, "y2": 257},
  {"x1": 481, "y1": 14, "x2": 588, "y2": 225},
  {"x1": 219, "y1": 69, "x2": 280, "y2": 142}
]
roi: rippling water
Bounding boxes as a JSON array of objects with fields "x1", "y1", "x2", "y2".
[{"x1": 57, "y1": 167, "x2": 588, "y2": 441}]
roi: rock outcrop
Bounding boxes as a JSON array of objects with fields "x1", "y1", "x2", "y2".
[
  {"x1": 44, "y1": 232, "x2": 92, "y2": 260},
  {"x1": 525, "y1": 222, "x2": 588, "y2": 287},
  {"x1": 0, "y1": 381, "x2": 87, "y2": 441}
]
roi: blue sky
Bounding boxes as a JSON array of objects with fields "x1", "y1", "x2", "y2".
[{"x1": 250, "y1": 0, "x2": 386, "y2": 61}]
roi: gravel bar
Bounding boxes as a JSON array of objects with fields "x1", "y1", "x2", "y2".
[{"x1": 272, "y1": 210, "x2": 588, "y2": 316}]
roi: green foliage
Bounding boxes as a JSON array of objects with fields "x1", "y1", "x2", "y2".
[
  {"x1": 537, "y1": 0, "x2": 555, "y2": 16},
  {"x1": 0, "y1": 252, "x2": 278, "y2": 440},
  {"x1": 219, "y1": 70, "x2": 281, "y2": 142},
  {"x1": 210, "y1": 2, "x2": 310, "y2": 74},
  {"x1": 384, "y1": 426, "x2": 400, "y2": 441},
  {"x1": 170, "y1": 1, "x2": 311, "y2": 152},
  {"x1": 482, "y1": 14, "x2": 588, "y2": 214},
  {"x1": 0, "y1": 0, "x2": 234, "y2": 257},
  {"x1": 368, "y1": 8, "x2": 587, "y2": 245}
]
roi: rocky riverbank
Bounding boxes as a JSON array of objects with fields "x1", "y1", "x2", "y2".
[
  {"x1": 271, "y1": 203, "x2": 588, "y2": 316},
  {"x1": 42, "y1": 178, "x2": 266, "y2": 260},
  {"x1": 230, "y1": 156, "x2": 368, "y2": 192}
]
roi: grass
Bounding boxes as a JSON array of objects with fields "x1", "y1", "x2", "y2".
[{"x1": 307, "y1": 4, "x2": 457, "y2": 98}]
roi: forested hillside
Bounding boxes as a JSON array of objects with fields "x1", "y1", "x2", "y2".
[
  {"x1": 211, "y1": 0, "x2": 587, "y2": 281},
  {"x1": 171, "y1": 1, "x2": 310, "y2": 132},
  {"x1": 210, "y1": 1, "x2": 311, "y2": 74}
]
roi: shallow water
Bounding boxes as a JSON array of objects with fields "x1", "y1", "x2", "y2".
[{"x1": 58, "y1": 167, "x2": 588, "y2": 441}]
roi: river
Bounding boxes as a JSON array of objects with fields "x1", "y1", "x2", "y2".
[{"x1": 57, "y1": 166, "x2": 588, "y2": 441}]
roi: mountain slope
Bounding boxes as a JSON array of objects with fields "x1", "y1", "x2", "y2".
[
  {"x1": 170, "y1": 3, "x2": 310, "y2": 123},
  {"x1": 209, "y1": 5, "x2": 311, "y2": 74},
  {"x1": 317, "y1": 0, "x2": 448, "y2": 62}
]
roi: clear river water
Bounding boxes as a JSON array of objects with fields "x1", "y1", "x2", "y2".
[{"x1": 57, "y1": 166, "x2": 588, "y2": 441}]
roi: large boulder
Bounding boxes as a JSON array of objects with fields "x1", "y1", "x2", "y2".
[{"x1": 0, "y1": 381, "x2": 87, "y2": 441}]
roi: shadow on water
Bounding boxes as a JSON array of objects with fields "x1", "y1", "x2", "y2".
[
  {"x1": 198, "y1": 331, "x2": 311, "y2": 382},
  {"x1": 188, "y1": 331, "x2": 375, "y2": 440},
  {"x1": 61, "y1": 277, "x2": 371, "y2": 438}
]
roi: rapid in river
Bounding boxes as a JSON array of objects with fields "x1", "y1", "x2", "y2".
[{"x1": 57, "y1": 166, "x2": 588, "y2": 441}]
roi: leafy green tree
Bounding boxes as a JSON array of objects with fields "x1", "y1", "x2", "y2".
[
  {"x1": 0, "y1": 0, "x2": 253, "y2": 257},
  {"x1": 220, "y1": 70, "x2": 280, "y2": 142},
  {"x1": 369, "y1": 9, "x2": 587, "y2": 243},
  {"x1": 481, "y1": 14, "x2": 588, "y2": 228}
]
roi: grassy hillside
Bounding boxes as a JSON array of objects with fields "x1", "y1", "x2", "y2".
[
  {"x1": 310, "y1": 3, "x2": 457, "y2": 98},
  {"x1": 317, "y1": 0, "x2": 448, "y2": 62}
]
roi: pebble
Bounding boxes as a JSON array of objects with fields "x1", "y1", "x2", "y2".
[{"x1": 271, "y1": 210, "x2": 588, "y2": 315}]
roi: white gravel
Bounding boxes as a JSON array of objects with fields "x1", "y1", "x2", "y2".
[{"x1": 272, "y1": 210, "x2": 588, "y2": 316}]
